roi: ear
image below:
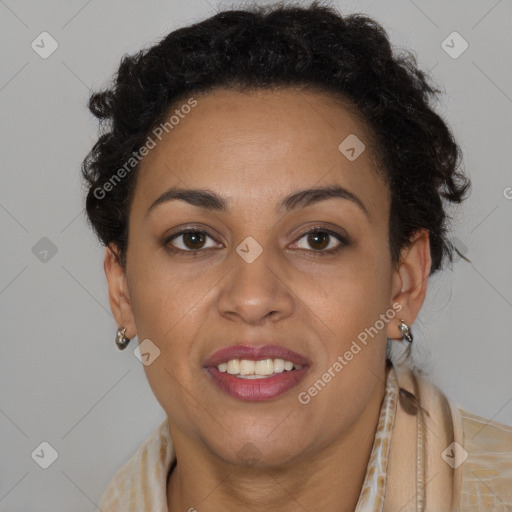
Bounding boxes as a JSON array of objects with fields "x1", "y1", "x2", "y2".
[
  {"x1": 104, "y1": 245, "x2": 136, "y2": 340},
  {"x1": 386, "y1": 229, "x2": 431, "y2": 341}
]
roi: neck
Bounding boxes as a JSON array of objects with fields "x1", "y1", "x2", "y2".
[{"x1": 166, "y1": 375, "x2": 386, "y2": 512}]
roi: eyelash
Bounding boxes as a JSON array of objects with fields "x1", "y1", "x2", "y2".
[{"x1": 163, "y1": 225, "x2": 349, "y2": 257}]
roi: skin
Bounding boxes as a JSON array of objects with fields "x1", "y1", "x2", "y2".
[{"x1": 104, "y1": 87, "x2": 431, "y2": 512}]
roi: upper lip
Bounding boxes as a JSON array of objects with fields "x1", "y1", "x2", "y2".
[{"x1": 203, "y1": 344, "x2": 311, "y2": 367}]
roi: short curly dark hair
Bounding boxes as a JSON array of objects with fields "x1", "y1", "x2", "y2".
[{"x1": 82, "y1": 1, "x2": 471, "y2": 273}]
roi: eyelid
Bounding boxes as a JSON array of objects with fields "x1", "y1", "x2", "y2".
[{"x1": 290, "y1": 220, "x2": 349, "y2": 241}]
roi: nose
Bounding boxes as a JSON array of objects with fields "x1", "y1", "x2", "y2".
[{"x1": 216, "y1": 245, "x2": 295, "y2": 325}]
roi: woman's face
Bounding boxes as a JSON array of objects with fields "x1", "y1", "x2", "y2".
[{"x1": 108, "y1": 87, "x2": 425, "y2": 467}]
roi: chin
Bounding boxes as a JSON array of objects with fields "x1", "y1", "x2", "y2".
[{"x1": 206, "y1": 426, "x2": 308, "y2": 468}]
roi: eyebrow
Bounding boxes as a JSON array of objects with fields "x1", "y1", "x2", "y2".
[{"x1": 146, "y1": 184, "x2": 370, "y2": 219}]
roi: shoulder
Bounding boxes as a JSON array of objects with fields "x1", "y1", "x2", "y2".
[
  {"x1": 395, "y1": 366, "x2": 512, "y2": 509},
  {"x1": 460, "y1": 408, "x2": 512, "y2": 448},
  {"x1": 97, "y1": 418, "x2": 174, "y2": 512},
  {"x1": 459, "y1": 408, "x2": 512, "y2": 509}
]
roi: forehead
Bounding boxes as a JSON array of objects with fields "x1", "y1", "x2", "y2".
[{"x1": 133, "y1": 87, "x2": 389, "y2": 220}]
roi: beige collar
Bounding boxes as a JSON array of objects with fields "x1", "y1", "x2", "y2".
[{"x1": 384, "y1": 365, "x2": 463, "y2": 512}]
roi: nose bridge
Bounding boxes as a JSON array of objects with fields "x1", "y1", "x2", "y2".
[
  {"x1": 217, "y1": 237, "x2": 294, "y2": 323},
  {"x1": 236, "y1": 239, "x2": 276, "y2": 290}
]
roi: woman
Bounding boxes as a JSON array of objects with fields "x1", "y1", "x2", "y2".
[{"x1": 82, "y1": 2, "x2": 512, "y2": 510}]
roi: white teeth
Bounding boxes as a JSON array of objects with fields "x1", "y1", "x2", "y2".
[
  {"x1": 239, "y1": 359, "x2": 256, "y2": 375},
  {"x1": 226, "y1": 360, "x2": 240, "y2": 374},
  {"x1": 255, "y1": 359, "x2": 273, "y2": 376},
  {"x1": 273, "y1": 359, "x2": 285, "y2": 373},
  {"x1": 216, "y1": 358, "x2": 302, "y2": 376}
]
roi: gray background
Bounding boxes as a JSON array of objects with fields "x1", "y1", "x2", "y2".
[{"x1": 1, "y1": 0, "x2": 511, "y2": 510}]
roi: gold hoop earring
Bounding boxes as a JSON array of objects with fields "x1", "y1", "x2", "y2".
[{"x1": 115, "y1": 327, "x2": 131, "y2": 350}]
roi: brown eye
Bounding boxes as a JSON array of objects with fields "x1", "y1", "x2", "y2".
[
  {"x1": 306, "y1": 232, "x2": 330, "y2": 250},
  {"x1": 182, "y1": 231, "x2": 206, "y2": 250},
  {"x1": 292, "y1": 227, "x2": 348, "y2": 254},
  {"x1": 166, "y1": 229, "x2": 220, "y2": 252}
]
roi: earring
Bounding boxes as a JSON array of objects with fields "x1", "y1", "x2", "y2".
[
  {"x1": 398, "y1": 319, "x2": 413, "y2": 343},
  {"x1": 115, "y1": 327, "x2": 131, "y2": 350}
]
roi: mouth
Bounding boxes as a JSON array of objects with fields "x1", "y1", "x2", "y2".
[
  {"x1": 203, "y1": 344, "x2": 311, "y2": 402},
  {"x1": 217, "y1": 358, "x2": 303, "y2": 378}
]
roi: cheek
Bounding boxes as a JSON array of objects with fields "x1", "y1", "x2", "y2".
[
  {"x1": 298, "y1": 252, "x2": 392, "y2": 396},
  {"x1": 301, "y1": 250, "x2": 390, "y2": 331},
  {"x1": 128, "y1": 260, "x2": 210, "y2": 421},
  {"x1": 296, "y1": 265, "x2": 390, "y2": 427},
  {"x1": 127, "y1": 251, "x2": 218, "y2": 339},
  {"x1": 125, "y1": 256, "x2": 206, "y2": 395}
]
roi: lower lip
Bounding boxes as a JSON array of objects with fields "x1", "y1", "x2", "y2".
[{"x1": 204, "y1": 366, "x2": 309, "y2": 402}]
